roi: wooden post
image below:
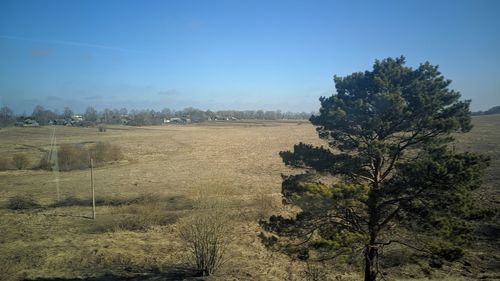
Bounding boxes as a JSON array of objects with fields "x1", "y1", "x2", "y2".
[{"x1": 90, "y1": 158, "x2": 96, "y2": 219}]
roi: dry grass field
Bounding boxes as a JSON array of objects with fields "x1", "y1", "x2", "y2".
[{"x1": 0, "y1": 117, "x2": 498, "y2": 281}]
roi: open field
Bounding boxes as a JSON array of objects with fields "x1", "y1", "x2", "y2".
[{"x1": 0, "y1": 117, "x2": 499, "y2": 280}]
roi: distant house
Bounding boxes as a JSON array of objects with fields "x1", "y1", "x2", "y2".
[
  {"x1": 16, "y1": 119, "x2": 40, "y2": 127},
  {"x1": 53, "y1": 119, "x2": 68, "y2": 125},
  {"x1": 166, "y1": 117, "x2": 191, "y2": 124},
  {"x1": 169, "y1": 117, "x2": 182, "y2": 123},
  {"x1": 72, "y1": 115, "x2": 83, "y2": 122},
  {"x1": 213, "y1": 115, "x2": 235, "y2": 121},
  {"x1": 120, "y1": 115, "x2": 131, "y2": 125}
]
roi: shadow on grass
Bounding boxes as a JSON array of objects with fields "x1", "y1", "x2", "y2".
[
  {"x1": 24, "y1": 267, "x2": 204, "y2": 281},
  {"x1": 41, "y1": 212, "x2": 94, "y2": 220},
  {"x1": 47, "y1": 195, "x2": 193, "y2": 210}
]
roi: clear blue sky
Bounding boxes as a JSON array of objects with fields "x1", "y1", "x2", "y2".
[{"x1": 1, "y1": 0, "x2": 499, "y2": 114}]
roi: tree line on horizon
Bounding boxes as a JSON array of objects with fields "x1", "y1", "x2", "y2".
[
  {"x1": 0, "y1": 105, "x2": 315, "y2": 127},
  {"x1": 471, "y1": 105, "x2": 500, "y2": 116}
]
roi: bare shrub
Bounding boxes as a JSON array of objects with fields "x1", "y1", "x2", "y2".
[
  {"x1": 89, "y1": 141, "x2": 124, "y2": 164},
  {"x1": 37, "y1": 153, "x2": 52, "y2": 170},
  {"x1": 179, "y1": 194, "x2": 232, "y2": 276},
  {"x1": 37, "y1": 144, "x2": 88, "y2": 171},
  {"x1": 7, "y1": 195, "x2": 41, "y2": 210},
  {"x1": 301, "y1": 262, "x2": 332, "y2": 281},
  {"x1": 12, "y1": 154, "x2": 29, "y2": 170},
  {"x1": 39, "y1": 142, "x2": 123, "y2": 171},
  {"x1": 97, "y1": 125, "x2": 107, "y2": 132},
  {"x1": 57, "y1": 144, "x2": 88, "y2": 171}
]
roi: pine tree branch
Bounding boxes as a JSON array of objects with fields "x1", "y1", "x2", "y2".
[
  {"x1": 350, "y1": 172, "x2": 375, "y2": 183},
  {"x1": 314, "y1": 245, "x2": 366, "y2": 262},
  {"x1": 378, "y1": 205, "x2": 402, "y2": 230},
  {"x1": 375, "y1": 240, "x2": 432, "y2": 254}
]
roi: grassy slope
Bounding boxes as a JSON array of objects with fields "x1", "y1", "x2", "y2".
[{"x1": 0, "y1": 116, "x2": 498, "y2": 281}]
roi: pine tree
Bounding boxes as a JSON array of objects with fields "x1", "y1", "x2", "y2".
[{"x1": 261, "y1": 57, "x2": 489, "y2": 281}]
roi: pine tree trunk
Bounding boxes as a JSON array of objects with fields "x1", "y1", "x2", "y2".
[
  {"x1": 364, "y1": 244, "x2": 378, "y2": 281},
  {"x1": 366, "y1": 162, "x2": 381, "y2": 281}
]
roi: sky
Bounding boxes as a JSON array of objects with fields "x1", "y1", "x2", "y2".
[{"x1": 0, "y1": 0, "x2": 499, "y2": 114}]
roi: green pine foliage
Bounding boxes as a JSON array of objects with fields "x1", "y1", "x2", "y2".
[{"x1": 260, "y1": 57, "x2": 489, "y2": 281}]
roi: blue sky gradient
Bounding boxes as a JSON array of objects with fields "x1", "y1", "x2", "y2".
[{"x1": 1, "y1": 0, "x2": 499, "y2": 113}]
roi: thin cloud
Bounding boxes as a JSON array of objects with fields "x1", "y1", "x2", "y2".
[
  {"x1": 0, "y1": 35, "x2": 139, "y2": 53},
  {"x1": 158, "y1": 89, "x2": 178, "y2": 96},
  {"x1": 83, "y1": 95, "x2": 103, "y2": 100}
]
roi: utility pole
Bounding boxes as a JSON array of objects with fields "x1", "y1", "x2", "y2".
[
  {"x1": 50, "y1": 127, "x2": 60, "y2": 201},
  {"x1": 90, "y1": 158, "x2": 96, "y2": 219}
]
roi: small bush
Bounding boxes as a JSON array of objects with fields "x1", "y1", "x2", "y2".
[
  {"x1": 301, "y1": 262, "x2": 331, "y2": 281},
  {"x1": 179, "y1": 195, "x2": 232, "y2": 276},
  {"x1": 430, "y1": 240, "x2": 464, "y2": 262},
  {"x1": 98, "y1": 125, "x2": 107, "y2": 132},
  {"x1": 7, "y1": 195, "x2": 41, "y2": 210},
  {"x1": 12, "y1": 154, "x2": 29, "y2": 170}
]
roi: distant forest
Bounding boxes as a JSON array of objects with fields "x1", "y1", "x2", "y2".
[
  {"x1": 472, "y1": 105, "x2": 500, "y2": 116},
  {"x1": 2, "y1": 104, "x2": 498, "y2": 127},
  {"x1": 0, "y1": 105, "x2": 315, "y2": 127}
]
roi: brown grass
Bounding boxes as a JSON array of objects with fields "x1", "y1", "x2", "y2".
[
  {"x1": 12, "y1": 153, "x2": 29, "y2": 170},
  {"x1": 0, "y1": 118, "x2": 498, "y2": 280},
  {"x1": 0, "y1": 156, "x2": 13, "y2": 170}
]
